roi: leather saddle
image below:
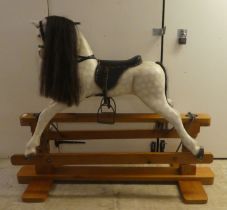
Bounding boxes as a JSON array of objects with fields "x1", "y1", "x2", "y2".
[
  {"x1": 95, "y1": 55, "x2": 142, "y2": 124},
  {"x1": 95, "y1": 55, "x2": 142, "y2": 92}
]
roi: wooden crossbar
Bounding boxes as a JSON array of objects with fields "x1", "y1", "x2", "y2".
[
  {"x1": 11, "y1": 152, "x2": 213, "y2": 166},
  {"x1": 20, "y1": 113, "x2": 211, "y2": 126},
  {"x1": 44, "y1": 128, "x2": 196, "y2": 140},
  {"x1": 17, "y1": 166, "x2": 214, "y2": 185}
]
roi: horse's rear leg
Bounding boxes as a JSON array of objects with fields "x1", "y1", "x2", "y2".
[
  {"x1": 24, "y1": 101, "x2": 68, "y2": 156},
  {"x1": 134, "y1": 68, "x2": 204, "y2": 159},
  {"x1": 142, "y1": 96, "x2": 203, "y2": 158}
]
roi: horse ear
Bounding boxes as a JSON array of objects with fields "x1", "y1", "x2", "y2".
[{"x1": 30, "y1": 21, "x2": 39, "y2": 28}]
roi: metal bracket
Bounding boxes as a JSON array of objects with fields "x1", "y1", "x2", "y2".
[
  {"x1": 177, "y1": 29, "x2": 188, "y2": 44},
  {"x1": 153, "y1": 26, "x2": 166, "y2": 36},
  {"x1": 186, "y1": 112, "x2": 198, "y2": 122},
  {"x1": 54, "y1": 140, "x2": 86, "y2": 148},
  {"x1": 178, "y1": 29, "x2": 187, "y2": 37}
]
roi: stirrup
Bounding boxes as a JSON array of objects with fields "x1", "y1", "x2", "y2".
[{"x1": 97, "y1": 97, "x2": 116, "y2": 124}]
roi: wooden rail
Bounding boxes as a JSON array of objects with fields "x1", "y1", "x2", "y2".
[
  {"x1": 11, "y1": 152, "x2": 213, "y2": 166},
  {"x1": 20, "y1": 113, "x2": 211, "y2": 126}
]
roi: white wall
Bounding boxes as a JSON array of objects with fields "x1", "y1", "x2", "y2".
[{"x1": 0, "y1": 0, "x2": 226, "y2": 158}]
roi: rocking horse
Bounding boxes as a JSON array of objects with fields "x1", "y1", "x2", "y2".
[
  {"x1": 11, "y1": 15, "x2": 215, "y2": 204},
  {"x1": 24, "y1": 16, "x2": 204, "y2": 159}
]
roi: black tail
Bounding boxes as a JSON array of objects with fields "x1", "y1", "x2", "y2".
[
  {"x1": 40, "y1": 16, "x2": 80, "y2": 106},
  {"x1": 155, "y1": 61, "x2": 168, "y2": 99}
]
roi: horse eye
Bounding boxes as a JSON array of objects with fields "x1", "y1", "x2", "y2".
[{"x1": 37, "y1": 34, "x2": 41, "y2": 38}]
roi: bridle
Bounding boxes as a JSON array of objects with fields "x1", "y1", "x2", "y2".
[{"x1": 39, "y1": 21, "x2": 45, "y2": 42}]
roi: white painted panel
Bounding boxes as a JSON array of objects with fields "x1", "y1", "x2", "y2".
[
  {"x1": 165, "y1": 0, "x2": 227, "y2": 157},
  {"x1": 0, "y1": 0, "x2": 162, "y2": 157}
]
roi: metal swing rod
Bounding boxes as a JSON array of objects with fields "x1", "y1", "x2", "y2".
[{"x1": 160, "y1": 0, "x2": 166, "y2": 65}]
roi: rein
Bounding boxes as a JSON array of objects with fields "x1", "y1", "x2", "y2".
[{"x1": 78, "y1": 55, "x2": 96, "y2": 63}]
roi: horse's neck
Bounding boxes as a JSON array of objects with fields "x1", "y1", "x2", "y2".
[
  {"x1": 78, "y1": 30, "x2": 97, "y2": 70},
  {"x1": 78, "y1": 31, "x2": 94, "y2": 57},
  {"x1": 77, "y1": 31, "x2": 100, "y2": 98}
]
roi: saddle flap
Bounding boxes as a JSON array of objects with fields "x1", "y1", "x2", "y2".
[{"x1": 95, "y1": 55, "x2": 142, "y2": 91}]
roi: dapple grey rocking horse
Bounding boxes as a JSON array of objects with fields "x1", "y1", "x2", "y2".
[{"x1": 25, "y1": 16, "x2": 204, "y2": 160}]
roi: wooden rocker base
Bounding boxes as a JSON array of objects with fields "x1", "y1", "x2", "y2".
[
  {"x1": 18, "y1": 165, "x2": 214, "y2": 203},
  {"x1": 12, "y1": 113, "x2": 214, "y2": 204}
]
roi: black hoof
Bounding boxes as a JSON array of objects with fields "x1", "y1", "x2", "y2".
[{"x1": 196, "y1": 147, "x2": 204, "y2": 160}]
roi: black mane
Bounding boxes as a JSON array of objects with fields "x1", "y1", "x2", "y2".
[{"x1": 40, "y1": 16, "x2": 80, "y2": 106}]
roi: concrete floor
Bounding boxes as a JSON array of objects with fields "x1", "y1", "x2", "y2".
[{"x1": 0, "y1": 159, "x2": 226, "y2": 210}]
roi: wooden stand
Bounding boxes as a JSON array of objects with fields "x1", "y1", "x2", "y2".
[{"x1": 11, "y1": 113, "x2": 214, "y2": 203}]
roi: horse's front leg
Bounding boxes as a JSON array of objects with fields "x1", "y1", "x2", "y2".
[{"x1": 25, "y1": 101, "x2": 68, "y2": 156}]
